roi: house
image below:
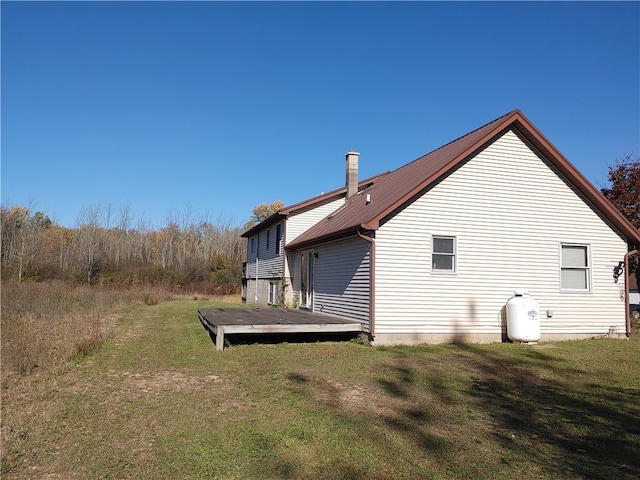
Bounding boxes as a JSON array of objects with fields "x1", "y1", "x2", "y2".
[{"x1": 241, "y1": 110, "x2": 640, "y2": 345}]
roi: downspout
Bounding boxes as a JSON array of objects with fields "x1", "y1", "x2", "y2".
[
  {"x1": 357, "y1": 231, "x2": 376, "y2": 337},
  {"x1": 624, "y1": 249, "x2": 638, "y2": 337}
]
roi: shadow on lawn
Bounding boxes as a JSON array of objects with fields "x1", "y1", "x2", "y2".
[
  {"x1": 461, "y1": 344, "x2": 639, "y2": 479},
  {"x1": 380, "y1": 344, "x2": 639, "y2": 479},
  {"x1": 283, "y1": 343, "x2": 639, "y2": 480}
]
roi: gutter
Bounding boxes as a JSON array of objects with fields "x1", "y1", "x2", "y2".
[
  {"x1": 357, "y1": 231, "x2": 376, "y2": 337},
  {"x1": 286, "y1": 225, "x2": 363, "y2": 251},
  {"x1": 625, "y1": 250, "x2": 638, "y2": 337}
]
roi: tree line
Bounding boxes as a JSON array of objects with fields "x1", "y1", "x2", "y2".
[
  {"x1": 1, "y1": 204, "x2": 247, "y2": 293},
  {"x1": 1, "y1": 153, "x2": 636, "y2": 292}
]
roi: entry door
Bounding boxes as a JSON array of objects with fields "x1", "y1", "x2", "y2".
[{"x1": 300, "y1": 252, "x2": 314, "y2": 309}]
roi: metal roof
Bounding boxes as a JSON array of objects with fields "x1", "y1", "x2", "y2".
[
  {"x1": 240, "y1": 172, "x2": 388, "y2": 238},
  {"x1": 286, "y1": 109, "x2": 640, "y2": 249}
]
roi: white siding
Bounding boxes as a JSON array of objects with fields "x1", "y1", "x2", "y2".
[
  {"x1": 285, "y1": 198, "x2": 345, "y2": 244},
  {"x1": 375, "y1": 130, "x2": 628, "y2": 340},
  {"x1": 314, "y1": 237, "x2": 371, "y2": 325},
  {"x1": 290, "y1": 252, "x2": 302, "y2": 299},
  {"x1": 282, "y1": 198, "x2": 346, "y2": 306}
]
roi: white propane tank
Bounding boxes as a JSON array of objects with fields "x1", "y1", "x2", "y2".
[{"x1": 506, "y1": 290, "x2": 541, "y2": 343}]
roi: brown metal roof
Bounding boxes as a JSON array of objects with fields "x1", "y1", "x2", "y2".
[
  {"x1": 287, "y1": 109, "x2": 640, "y2": 249},
  {"x1": 241, "y1": 172, "x2": 389, "y2": 238},
  {"x1": 280, "y1": 172, "x2": 389, "y2": 216}
]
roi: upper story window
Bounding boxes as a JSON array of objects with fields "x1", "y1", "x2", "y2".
[
  {"x1": 250, "y1": 236, "x2": 255, "y2": 253},
  {"x1": 560, "y1": 243, "x2": 591, "y2": 292},
  {"x1": 266, "y1": 230, "x2": 270, "y2": 250},
  {"x1": 432, "y1": 236, "x2": 456, "y2": 273},
  {"x1": 276, "y1": 224, "x2": 282, "y2": 255}
]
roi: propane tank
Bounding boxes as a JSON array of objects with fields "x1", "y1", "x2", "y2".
[{"x1": 506, "y1": 290, "x2": 541, "y2": 343}]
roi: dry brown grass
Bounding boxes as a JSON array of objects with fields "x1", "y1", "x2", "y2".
[
  {"x1": 0, "y1": 281, "x2": 242, "y2": 376},
  {"x1": 170, "y1": 292, "x2": 242, "y2": 303},
  {"x1": 2, "y1": 282, "x2": 167, "y2": 375},
  {"x1": 3, "y1": 284, "x2": 639, "y2": 479},
  {"x1": 3, "y1": 282, "x2": 112, "y2": 375},
  {"x1": 0, "y1": 281, "x2": 238, "y2": 476}
]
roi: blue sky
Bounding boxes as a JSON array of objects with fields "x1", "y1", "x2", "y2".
[{"x1": 2, "y1": 1, "x2": 638, "y2": 228}]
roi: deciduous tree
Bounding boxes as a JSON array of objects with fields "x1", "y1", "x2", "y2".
[
  {"x1": 602, "y1": 155, "x2": 640, "y2": 292},
  {"x1": 601, "y1": 154, "x2": 640, "y2": 230},
  {"x1": 244, "y1": 200, "x2": 284, "y2": 229},
  {"x1": 1, "y1": 206, "x2": 54, "y2": 281},
  {"x1": 1, "y1": 202, "x2": 245, "y2": 292}
]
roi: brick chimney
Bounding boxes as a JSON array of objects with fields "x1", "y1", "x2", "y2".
[{"x1": 345, "y1": 151, "x2": 360, "y2": 199}]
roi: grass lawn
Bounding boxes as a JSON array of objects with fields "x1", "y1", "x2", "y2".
[{"x1": 2, "y1": 299, "x2": 639, "y2": 479}]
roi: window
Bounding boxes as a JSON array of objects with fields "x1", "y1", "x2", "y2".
[
  {"x1": 276, "y1": 224, "x2": 282, "y2": 254},
  {"x1": 250, "y1": 237, "x2": 255, "y2": 253},
  {"x1": 432, "y1": 236, "x2": 456, "y2": 273},
  {"x1": 266, "y1": 230, "x2": 270, "y2": 250},
  {"x1": 560, "y1": 243, "x2": 590, "y2": 291},
  {"x1": 268, "y1": 281, "x2": 278, "y2": 305}
]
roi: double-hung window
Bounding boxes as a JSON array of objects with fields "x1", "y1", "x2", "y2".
[
  {"x1": 560, "y1": 243, "x2": 591, "y2": 291},
  {"x1": 432, "y1": 236, "x2": 456, "y2": 273}
]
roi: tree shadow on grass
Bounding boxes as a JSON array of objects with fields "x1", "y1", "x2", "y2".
[
  {"x1": 281, "y1": 369, "x2": 453, "y2": 479},
  {"x1": 282, "y1": 343, "x2": 639, "y2": 479},
  {"x1": 456, "y1": 343, "x2": 640, "y2": 479},
  {"x1": 383, "y1": 344, "x2": 639, "y2": 479}
]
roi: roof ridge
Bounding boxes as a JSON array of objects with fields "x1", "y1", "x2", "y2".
[
  {"x1": 279, "y1": 171, "x2": 390, "y2": 214},
  {"x1": 393, "y1": 110, "x2": 520, "y2": 173},
  {"x1": 285, "y1": 109, "x2": 640, "y2": 249}
]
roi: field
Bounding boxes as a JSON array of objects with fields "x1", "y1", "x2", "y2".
[{"x1": 2, "y1": 282, "x2": 639, "y2": 479}]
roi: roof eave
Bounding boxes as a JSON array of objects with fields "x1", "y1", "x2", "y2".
[
  {"x1": 509, "y1": 116, "x2": 640, "y2": 246},
  {"x1": 285, "y1": 225, "x2": 364, "y2": 250},
  {"x1": 240, "y1": 212, "x2": 286, "y2": 238},
  {"x1": 367, "y1": 110, "x2": 523, "y2": 229},
  {"x1": 280, "y1": 173, "x2": 387, "y2": 216},
  {"x1": 362, "y1": 109, "x2": 640, "y2": 246},
  {"x1": 250, "y1": 109, "x2": 640, "y2": 249}
]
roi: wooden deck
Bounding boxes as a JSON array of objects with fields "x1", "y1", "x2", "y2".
[{"x1": 197, "y1": 307, "x2": 364, "y2": 351}]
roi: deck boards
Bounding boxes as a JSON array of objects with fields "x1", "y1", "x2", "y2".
[{"x1": 198, "y1": 307, "x2": 364, "y2": 351}]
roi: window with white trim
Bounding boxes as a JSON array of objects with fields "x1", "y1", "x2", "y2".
[
  {"x1": 560, "y1": 243, "x2": 591, "y2": 291},
  {"x1": 432, "y1": 236, "x2": 456, "y2": 273}
]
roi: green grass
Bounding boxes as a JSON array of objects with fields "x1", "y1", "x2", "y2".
[{"x1": 2, "y1": 298, "x2": 639, "y2": 479}]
